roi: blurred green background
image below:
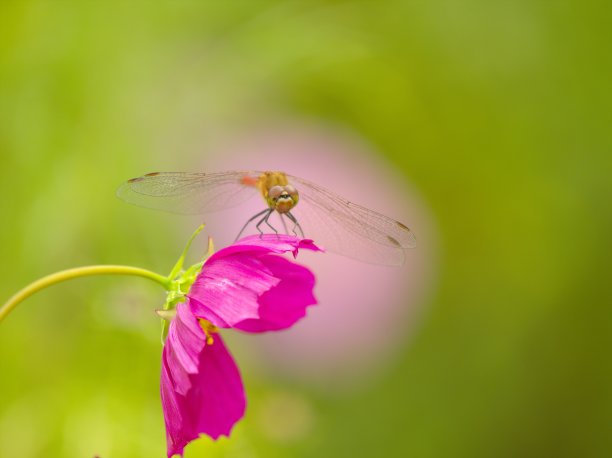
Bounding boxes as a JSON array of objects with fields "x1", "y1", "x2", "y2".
[{"x1": 1, "y1": 1, "x2": 611, "y2": 457}]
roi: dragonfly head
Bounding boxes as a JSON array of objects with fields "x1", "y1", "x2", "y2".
[{"x1": 268, "y1": 185, "x2": 299, "y2": 213}]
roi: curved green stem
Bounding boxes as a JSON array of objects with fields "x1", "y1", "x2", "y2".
[{"x1": 0, "y1": 265, "x2": 170, "y2": 323}]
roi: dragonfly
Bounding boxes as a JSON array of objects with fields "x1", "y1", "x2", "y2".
[{"x1": 116, "y1": 171, "x2": 416, "y2": 265}]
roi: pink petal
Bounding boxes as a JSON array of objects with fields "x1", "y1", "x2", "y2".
[
  {"x1": 209, "y1": 234, "x2": 322, "y2": 261},
  {"x1": 233, "y1": 255, "x2": 317, "y2": 332},
  {"x1": 187, "y1": 334, "x2": 245, "y2": 440},
  {"x1": 188, "y1": 236, "x2": 319, "y2": 331},
  {"x1": 162, "y1": 302, "x2": 204, "y2": 396},
  {"x1": 161, "y1": 302, "x2": 245, "y2": 458},
  {"x1": 188, "y1": 255, "x2": 281, "y2": 327}
]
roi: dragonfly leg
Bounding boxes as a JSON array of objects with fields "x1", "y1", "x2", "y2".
[
  {"x1": 286, "y1": 211, "x2": 305, "y2": 238},
  {"x1": 255, "y1": 208, "x2": 274, "y2": 237},
  {"x1": 263, "y1": 211, "x2": 280, "y2": 238},
  {"x1": 280, "y1": 213, "x2": 289, "y2": 235},
  {"x1": 235, "y1": 208, "x2": 270, "y2": 241}
]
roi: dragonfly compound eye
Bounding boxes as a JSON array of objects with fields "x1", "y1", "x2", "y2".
[
  {"x1": 284, "y1": 185, "x2": 298, "y2": 200},
  {"x1": 268, "y1": 186, "x2": 284, "y2": 201}
]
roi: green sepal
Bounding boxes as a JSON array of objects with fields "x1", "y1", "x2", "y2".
[
  {"x1": 159, "y1": 225, "x2": 215, "y2": 343},
  {"x1": 168, "y1": 224, "x2": 206, "y2": 279}
]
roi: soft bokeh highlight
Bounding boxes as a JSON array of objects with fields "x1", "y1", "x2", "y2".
[{"x1": 204, "y1": 125, "x2": 436, "y2": 385}]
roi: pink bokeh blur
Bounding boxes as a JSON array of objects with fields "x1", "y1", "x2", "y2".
[{"x1": 194, "y1": 122, "x2": 438, "y2": 387}]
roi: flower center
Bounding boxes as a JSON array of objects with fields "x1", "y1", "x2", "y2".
[{"x1": 198, "y1": 318, "x2": 219, "y2": 345}]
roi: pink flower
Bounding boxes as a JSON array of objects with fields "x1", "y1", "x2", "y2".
[{"x1": 160, "y1": 235, "x2": 320, "y2": 457}]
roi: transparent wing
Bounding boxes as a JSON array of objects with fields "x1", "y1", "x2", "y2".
[
  {"x1": 116, "y1": 171, "x2": 261, "y2": 214},
  {"x1": 286, "y1": 174, "x2": 416, "y2": 266}
]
